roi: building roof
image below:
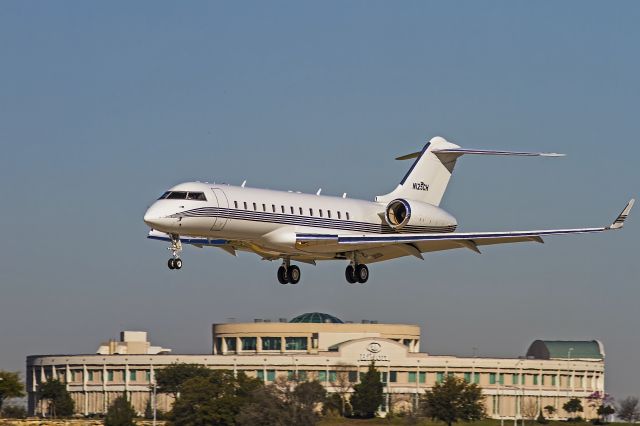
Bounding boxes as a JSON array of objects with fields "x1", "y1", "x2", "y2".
[
  {"x1": 526, "y1": 340, "x2": 604, "y2": 360},
  {"x1": 289, "y1": 312, "x2": 344, "y2": 324}
]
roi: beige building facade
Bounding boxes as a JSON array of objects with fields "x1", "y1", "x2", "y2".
[{"x1": 26, "y1": 312, "x2": 605, "y2": 419}]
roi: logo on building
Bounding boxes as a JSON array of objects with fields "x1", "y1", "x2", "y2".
[{"x1": 367, "y1": 342, "x2": 382, "y2": 353}]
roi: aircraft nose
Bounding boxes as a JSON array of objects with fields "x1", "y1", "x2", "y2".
[{"x1": 143, "y1": 204, "x2": 166, "y2": 228}]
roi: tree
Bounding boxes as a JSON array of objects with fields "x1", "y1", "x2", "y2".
[
  {"x1": 144, "y1": 398, "x2": 153, "y2": 420},
  {"x1": 421, "y1": 375, "x2": 485, "y2": 426},
  {"x1": 105, "y1": 395, "x2": 137, "y2": 426},
  {"x1": 0, "y1": 371, "x2": 25, "y2": 413},
  {"x1": 169, "y1": 370, "x2": 261, "y2": 426},
  {"x1": 544, "y1": 405, "x2": 556, "y2": 417},
  {"x1": 1, "y1": 404, "x2": 27, "y2": 419},
  {"x1": 330, "y1": 364, "x2": 354, "y2": 416},
  {"x1": 563, "y1": 398, "x2": 584, "y2": 420},
  {"x1": 236, "y1": 378, "x2": 326, "y2": 426},
  {"x1": 38, "y1": 379, "x2": 75, "y2": 418},
  {"x1": 618, "y1": 397, "x2": 640, "y2": 423},
  {"x1": 155, "y1": 363, "x2": 213, "y2": 399},
  {"x1": 350, "y1": 363, "x2": 384, "y2": 418},
  {"x1": 596, "y1": 404, "x2": 615, "y2": 423}
]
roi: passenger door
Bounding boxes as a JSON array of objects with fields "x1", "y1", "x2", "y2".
[{"x1": 210, "y1": 188, "x2": 229, "y2": 231}]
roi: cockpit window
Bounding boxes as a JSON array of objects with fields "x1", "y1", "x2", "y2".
[
  {"x1": 159, "y1": 191, "x2": 207, "y2": 201},
  {"x1": 187, "y1": 192, "x2": 207, "y2": 201}
]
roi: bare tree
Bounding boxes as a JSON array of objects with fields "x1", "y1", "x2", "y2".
[
  {"x1": 330, "y1": 363, "x2": 355, "y2": 416},
  {"x1": 618, "y1": 397, "x2": 640, "y2": 423},
  {"x1": 522, "y1": 397, "x2": 539, "y2": 421}
]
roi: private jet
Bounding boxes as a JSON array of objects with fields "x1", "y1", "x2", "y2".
[{"x1": 143, "y1": 136, "x2": 634, "y2": 284}]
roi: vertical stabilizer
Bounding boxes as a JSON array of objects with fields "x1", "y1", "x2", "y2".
[{"x1": 376, "y1": 136, "x2": 460, "y2": 206}]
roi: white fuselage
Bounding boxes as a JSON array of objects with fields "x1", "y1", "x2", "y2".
[{"x1": 143, "y1": 182, "x2": 457, "y2": 257}]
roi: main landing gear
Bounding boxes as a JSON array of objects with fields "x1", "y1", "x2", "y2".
[
  {"x1": 345, "y1": 263, "x2": 369, "y2": 284},
  {"x1": 167, "y1": 234, "x2": 183, "y2": 270},
  {"x1": 277, "y1": 259, "x2": 301, "y2": 285}
]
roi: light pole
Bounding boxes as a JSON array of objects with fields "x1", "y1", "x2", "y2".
[
  {"x1": 567, "y1": 348, "x2": 574, "y2": 398},
  {"x1": 152, "y1": 380, "x2": 157, "y2": 426}
]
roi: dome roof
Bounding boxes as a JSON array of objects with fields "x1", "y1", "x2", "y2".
[{"x1": 289, "y1": 312, "x2": 344, "y2": 324}]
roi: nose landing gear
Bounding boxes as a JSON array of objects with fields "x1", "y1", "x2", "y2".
[
  {"x1": 167, "y1": 235, "x2": 183, "y2": 270},
  {"x1": 277, "y1": 259, "x2": 301, "y2": 285}
]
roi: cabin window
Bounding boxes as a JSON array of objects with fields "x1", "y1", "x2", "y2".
[
  {"x1": 281, "y1": 206, "x2": 285, "y2": 213},
  {"x1": 234, "y1": 201, "x2": 238, "y2": 209},
  {"x1": 262, "y1": 204, "x2": 266, "y2": 212},
  {"x1": 346, "y1": 212, "x2": 350, "y2": 220},
  {"x1": 319, "y1": 209, "x2": 323, "y2": 217},
  {"x1": 290, "y1": 206, "x2": 294, "y2": 214},
  {"x1": 253, "y1": 202, "x2": 257, "y2": 211},
  {"x1": 337, "y1": 211, "x2": 341, "y2": 219},
  {"x1": 243, "y1": 202, "x2": 247, "y2": 210},
  {"x1": 272, "y1": 204, "x2": 276, "y2": 213},
  {"x1": 328, "y1": 210, "x2": 331, "y2": 219},
  {"x1": 299, "y1": 207, "x2": 303, "y2": 215},
  {"x1": 309, "y1": 208, "x2": 313, "y2": 216}
]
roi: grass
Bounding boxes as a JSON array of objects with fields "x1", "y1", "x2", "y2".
[{"x1": 319, "y1": 419, "x2": 604, "y2": 426}]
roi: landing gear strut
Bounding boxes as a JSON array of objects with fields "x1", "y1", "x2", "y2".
[
  {"x1": 277, "y1": 259, "x2": 301, "y2": 285},
  {"x1": 345, "y1": 260, "x2": 368, "y2": 284},
  {"x1": 167, "y1": 234, "x2": 183, "y2": 270}
]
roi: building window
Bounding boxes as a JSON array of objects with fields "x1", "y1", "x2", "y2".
[
  {"x1": 436, "y1": 372, "x2": 444, "y2": 383},
  {"x1": 464, "y1": 372, "x2": 471, "y2": 382},
  {"x1": 499, "y1": 373, "x2": 504, "y2": 385},
  {"x1": 267, "y1": 370, "x2": 276, "y2": 382},
  {"x1": 318, "y1": 371, "x2": 327, "y2": 382},
  {"x1": 329, "y1": 371, "x2": 337, "y2": 382},
  {"x1": 287, "y1": 370, "x2": 296, "y2": 380},
  {"x1": 348, "y1": 371, "x2": 358, "y2": 382},
  {"x1": 408, "y1": 372, "x2": 417, "y2": 383},
  {"x1": 533, "y1": 375, "x2": 539, "y2": 385},
  {"x1": 88, "y1": 371, "x2": 94, "y2": 381},
  {"x1": 541, "y1": 375, "x2": 546, "y2": 386},
  {"x1": 285, "y1": 337, "x2": 307, "y2": 351},
  {"x1": 402, "y1": 339, "x2": 412, "y2": 347},
  {"x1": 552, "y1": 375, "x2": 557, "y2": 386},
  {"x1": 257, "y1": 370, "x2": 264, "y2": 381},
  {"x1": 474, "y1": 373, "x2": 480, "y2": 384},
  {"x1": 226, "y1": 337, "x2": 237, "y2": 352},
  {"x1": 419, "y1": 372, "x2": 426, "y2": 383},
  {"x1": 490, "y1": 373, "x2": 496, "y2": 384},
  {"x1": 130, "y1": 370, "x2": 137, "y2": 381},
  {"x1": 108, "y1": 371, "x2": 114, "y2": 382},
  {"x1": 216, "y1": 337, "x2": 223, "y2": 353},
  {"x1": 241, "y1": 337, "x2": 257, "y2": 351},
  {"x1": 390, "y1": 371, "x2": 397, "y2": 383},
  {"x1": 146, "y1": 371, "x2": 151, "y2": 382},
  {"x1": 262, "y1": 337, "x2": 281, "y2": 351},
  {"x1": 512, "y1": 374, "x2": 519, "y2": 385}
]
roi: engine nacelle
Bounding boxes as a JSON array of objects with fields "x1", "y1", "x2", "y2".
[{"x1": 384, "y1": 198, "x2": 457, "y2": 231}]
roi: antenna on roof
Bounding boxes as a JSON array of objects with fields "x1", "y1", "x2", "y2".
[
  {"x1": 316, "y1": 188, "x2": 322, "y2": 195},
  {"x1": 342, "y1": 193, "x2": 347, "y2": 198},
  {"x1": 241, "y1": 180, "x2": 246, "y2": 188}
]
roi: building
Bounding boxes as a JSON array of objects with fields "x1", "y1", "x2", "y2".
[{"x1": 26, "y1": 312, "x2": 605, "y2": 418}]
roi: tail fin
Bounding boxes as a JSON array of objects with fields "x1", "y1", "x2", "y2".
[{"x1": 376, "y1": 136, "x2": 563, "y2": 206}]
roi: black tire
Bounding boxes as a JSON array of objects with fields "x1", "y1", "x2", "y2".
[
  {"x1": 345, "y1": 265, "x2": 357, "y2": 283},
  {"x1": 277, "y1": 266, "x2": 288, "y2": 284},
  {"x1": 168, "y1": 259, "x2": 175, "y2": 270},
  {"x1": 356, "y1": 264, "x2": 369, "y2": 283},
  {"x1": 174, "y1": 258, "x2": 183, "y2": 270},
  {"x1": 288, "y1": 265, "x2": 301, "y2": 284}
]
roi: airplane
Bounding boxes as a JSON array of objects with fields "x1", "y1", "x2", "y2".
[{"x1": 143, "y1": 136, "x2": 634, "y2": 285}]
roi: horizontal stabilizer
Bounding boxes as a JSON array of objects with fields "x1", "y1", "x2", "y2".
[{"x1": 396, "y1": 148, "x2": 564, "y2": 160}]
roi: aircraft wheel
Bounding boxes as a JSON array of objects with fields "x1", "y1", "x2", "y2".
[
  {"x1": 345, "y1": 265, "x2": 357, "y2": 284},
  {"x1": 288, "y1": 265, "x2": 301, "y2": 284},
  {"x1": 168, "y1": 259, "x2": 175, "y2": 270},
  {"x1": 277, "y1": 266, "x2": 288, "y2": 284},
  {"x1": 355, "y1": 264, "x2": 369, "y2": 283},
  {"x1": 174, "y1": 258, "x2": 183, "y2": 270}
]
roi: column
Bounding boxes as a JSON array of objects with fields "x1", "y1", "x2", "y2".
[{"x1": 257, "y1": 337, "x2": 262, "y2": 353}]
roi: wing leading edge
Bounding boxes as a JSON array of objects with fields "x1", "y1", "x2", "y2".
[{"x1": 296, "y1": 199, "x2": 635, "y2": 254}]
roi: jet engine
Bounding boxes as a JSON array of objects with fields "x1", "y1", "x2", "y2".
[{"x1": 384, "y1": 198, "x2": 457, "y2": 231}]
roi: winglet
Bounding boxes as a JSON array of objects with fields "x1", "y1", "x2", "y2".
[{"x1": 608, "y1": 199, "x2": 635, "y2": 230}]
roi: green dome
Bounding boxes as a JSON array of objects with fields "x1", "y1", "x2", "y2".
[{"x1": 289, "y1": 312, "x2": 344, "y2": 324}]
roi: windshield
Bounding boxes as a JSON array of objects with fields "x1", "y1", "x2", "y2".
[{"x1": 158, "y1": 191, "x2": 207, "y2": 201}]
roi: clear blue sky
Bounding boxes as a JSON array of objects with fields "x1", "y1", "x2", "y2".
[{"x1": 0, "y1": 1, "x2": 638, "y2": 398}]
